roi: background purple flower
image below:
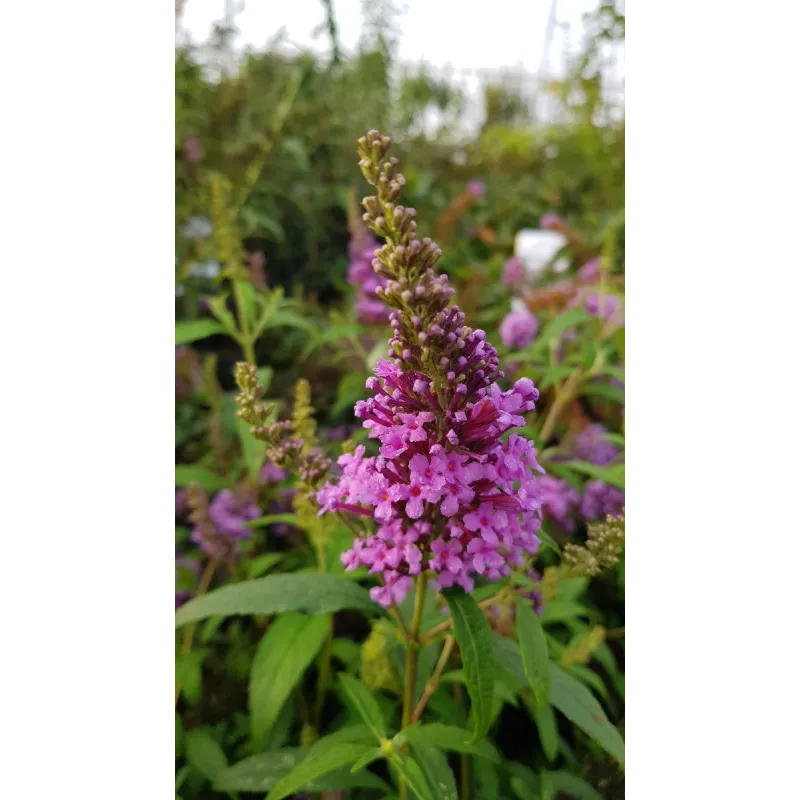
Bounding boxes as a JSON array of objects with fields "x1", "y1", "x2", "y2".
[
  {"x1": 540, "y1": 212, "x2": 562, "y2": 230},
  {"x1": 466, "y1": 180, "x2": 485, "y2": 197},
  {"x1": 184, "y1": 136, "x2": 203, "y2": 162},
  {"x1": 499, "y1": 309, "x2": 539, "y2": 349},
  {"x1": 574, "y1": 424, "x2": 619, "y2": 467},
  {"x1": 578, "y1": 257, "x2": 601, "y2": 281},
  {"x1": 502, "y1": 257, "x2": 525, "y2": 286}
]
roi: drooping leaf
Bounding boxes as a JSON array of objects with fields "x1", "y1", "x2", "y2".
[
  {"x1": 215, "y1": 746, "x2": 389, "y2": 794},
  {"x1": 399, "y1": 723, "x2": 500, "y2": 763},
  {"x1": 250, "y1": 613, "x2": 328, "y2": 746},
  {"x1": 175, "y1": 573, "x2": 376, "y2": 627},
  {"x1": 443, "y1": 590, "x2": 496, "y2": 742},
  {"x1": 389, "y1": 753, "x2": 437, "y2": 800},
  {"x1": 549, "y1": 664, "x2": 625, "y2": 768},
  {"x1": 548, "y1": 771, "x2": 603, "y2": 800},
  {"x1": 185, "y1": 728, "x2": 227, "y2": 782},
  {"x1": 516, "y1": 598, "x2": 550, "y2": 707},
  {"x1": 174, "y1": 465, "x2": 226, "y2": 491},
  {"x1": 175, "y1": 319, "x2": 228, "y2": 346},
  {"x1": 410, "y1": 744, "x2": 458, "y2": 800},
  {"x1": 337, "y1": 672, "x2": 387, "y2": 740},
  {"x1": 526, "y1": 694, "x2": 559, "y2": 762},
  {"x1": 266, "y1": 743, "x2": 378, "y2": 800}
]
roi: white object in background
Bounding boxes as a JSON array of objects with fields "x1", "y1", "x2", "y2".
[
  {"x1": 192, "y1": 260, "x2": 221, "y2": 280},
  {"x1": 514, "y1": 229, "x2": 569, "y2": 277},
  {"x1": 510, "y1": 298, "x2": 529, "y2": 314}
]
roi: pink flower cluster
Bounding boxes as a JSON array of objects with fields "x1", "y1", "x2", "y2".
[{"x1": 317, "y1": 351, "x2": 544, "y2": 607}]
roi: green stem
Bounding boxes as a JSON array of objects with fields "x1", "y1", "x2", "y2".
[
  {"x1": 398, "y1": 574, "x2": 427, "y2": 800},
  {"x1": 401, "y1": 574, "x2": 428, "y2": 729}
]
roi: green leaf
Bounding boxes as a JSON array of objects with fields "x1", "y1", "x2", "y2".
[
  {"x1": 263, "y1": 309, "x2": 316, "y2": 333},
  {"x1": 337, "y1": 672, "x2": 387, "y2": 740},
  {"x1": 238, "y1": 280, "x2": 258, "y2": 328},
  {"x1": 216, "y1": 746, "x2": 388, "y2": 794},
  {"x1": 538, "y1": 309, "x2": 595, "y2": 345},
  {"x1": 539, "y1": 601, "x2": 590, "y2": 625},
  {"x1": 266, "y1": 743, "x2": 378, "y2": 800},
  {"x1": 613, "y1": 328, "x2": 625, "y2": 363},
  {"x1": 516, "y1": 598, "x2": 550, "y2": 707},
  {"x1": 174, "y1": 465, "x2": 225, "y2": 491},
  {"x1": 400, "y1": 723, "x2": 500, "y2": 763},
  {"x1": 549, "y1": 664, "x2": 625, "y2": 768},
  {"x1": 508, "y1": 761, "x2": 538, "y2": 800},
  {"x1": 540, "y1": 770, "x2": 556, "y2": 800},
  {"x1": 580, "y1": 382, "x2": 625, "y2": 404},
  {"x1": 491, "y1": 634, "x2": 526, "y2": 687},
  {"x1": 528, "y1": 695, "x2": 559, "y2": 762},
  {"x1": 207, "y1": 294, "x2": 238, "y2": 334},
  {"x1": 565, "y1": 460, "x2": 625, "y2": 489},
  {"x1": 389, "y1": 753, "x2": 437, "y2": 800},
  {"x1": 250, "y1": 613, "x2": 328, "y2": 746},
  {"x1": 175, "y1": 573, "x2": 376, "y2": 627},
  {"x1": 333, "y1": 372, "x2": 368, "y2": 416},
  {"x1": 175, "y1": 650, "x2": 205, "y2": 705},
  {"x1": 443, "y1": 590, "x2": 496, "y2": 742},
  {"x1": 244, "y1": 553, "x2": 283, "y2": 579},
  {"x1": 236, "y1": 416, "x2": 266, "y2": 481},
  {"x1": 556, "y1": 578, "x2": 589, "y2": 601},
  {"x1": 175, "y1": 319, "x2": 228, "y2": 346},
  {"x1": 410, "y1": 745, "x2": 458, "y2": 800},
  {"x1": 245, "y1": 513, "x2": 301, "y2": 529},
  {"x1": 349, "y1": 747, "x2": 382, "y2": 774},
  {"x1": 175, "y1": 712, "x2": 183, "y2": 758},
  {"x1": 441, "y1": 670, "x2": 518, "y2": 708},
  {"x1": 185, "y1": 728, "x2": 227, "y2": 782},
  {"x1": 548, "y1": 771, "x2": 603, "y2": 800},
  {"x1": 331, "y1": 637, "x2": 361, "y2": 671}
]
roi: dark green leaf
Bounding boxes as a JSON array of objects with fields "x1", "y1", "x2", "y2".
[
  {"x1": 548, "y1": 771, "x2": 603, "y2": 800},
  {"x1": 175, "y1": 319, "x2": 228, "y2": 346},
  {"x1": 217, "y1": 745, "x2": 388, "y2": 794},
  {"x1": 443, "y1": 590, "x2": 496, "y2": 742},
  {"x1": 175, "y1": 573, "x2": 376, "y2": 627},
  {"x1": 185, "y1": 728, "x2": 227, "y2": 782},
  {"x1": 389, "y1": 753, "x2": 437, "y2": 800},
  {"x1": 349, "y1": 747, "x2": 382, "y2": 774},
  {"x1": 516, "y1": 598, "x2": 550, "y2": 707},
  {"x1": 338, "y1": 672, "x2": 387, "y2": 740},
  {"x1": 250, "y1": 613, "x2": 328, "y2": 746},
  {"x1": 175, "y1": 713, "x2": 183, "y2": 758},
  {"x1": 410, "y1": 745, "x2": 458, "y2": 800},
  {"x1": 400, "y1": 723, "x2": 500, "y2": 763},
  {"x1": 331, "y1": 638, "x2": 361, "y2": 670},
  {"x1": 527, "y1": 695, "x2": 559, "y2": 762},
  {"x1": 175, "y1": 465, "x2": 225, "y2": 491},
  {"x1": 549, "y1": 664, "x2": 625, "y2": 768},
  {"x1": 266, "y1": 743, "x2": 378, "y2": 800},
  {"x1": 175, "y1": 650, "x2": 205, "y2": 705}
]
